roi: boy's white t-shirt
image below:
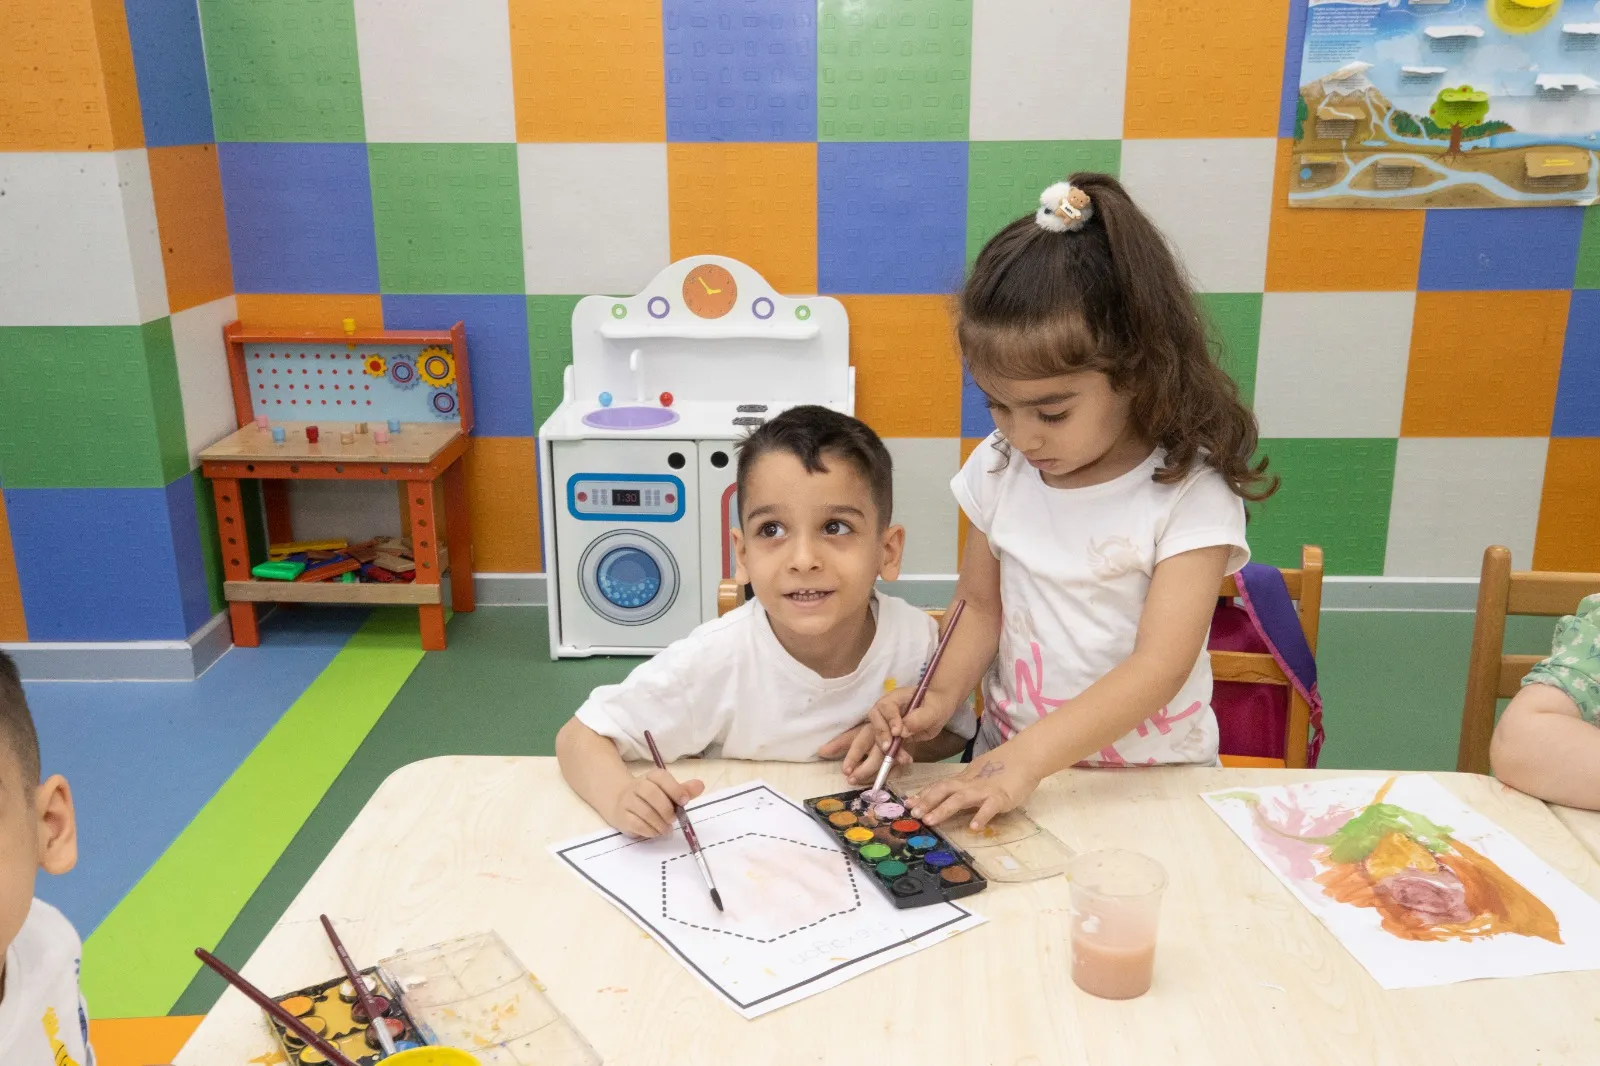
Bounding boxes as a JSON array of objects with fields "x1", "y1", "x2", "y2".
[
  {"x1": 953, "y1": 436, "x2": 1249, "y2": 765},
  {"x1": 576, "y1": 594, "x2": 976, "y2": 762},
  {"x1": 0, "y1": 899, "x2": 94, "y2": 1066}
]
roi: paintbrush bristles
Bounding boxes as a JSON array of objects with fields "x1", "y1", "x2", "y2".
[{"x1": 712, "y1": 888, "x2": 724, "y2": 912}]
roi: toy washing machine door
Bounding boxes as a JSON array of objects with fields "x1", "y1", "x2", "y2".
[{"x1": 578, "y1": 529, "x2": 680, "y2": 625}]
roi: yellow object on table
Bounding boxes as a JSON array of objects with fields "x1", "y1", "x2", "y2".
[{"x1": 385, "y1": 1050, "x2": 480, "y2": 1066}]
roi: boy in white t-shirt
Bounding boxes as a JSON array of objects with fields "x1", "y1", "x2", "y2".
[
  {"x1": 557, "y1": 406, "x2": 975, "y2": 837},
  {"x1": 0, "y1": 651, "x2": 94, "y2": 1066}
]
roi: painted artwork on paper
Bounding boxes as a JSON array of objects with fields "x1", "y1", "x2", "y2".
[{"x1": 1205, "y1": 775, "x2": 1600, "y2": 988}]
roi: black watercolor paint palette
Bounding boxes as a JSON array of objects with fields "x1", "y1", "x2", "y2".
[
  {"x1": 269, "y1": 967, "x2": 421, "y2": 1066},
  {"x1": 803, "y1": 787, "x2": 988, "y2": 909}
]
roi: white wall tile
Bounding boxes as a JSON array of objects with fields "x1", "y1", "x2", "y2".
[
  {"x1": 1384, "y1": 438, "x2": 1549, "y2": 578},
  {"x1": 0, "y1": 151, "x2": 164, "y2": 326},
  {"x1": 355, "y1": 0, "x2": 516, "y2": 142},
  {"x1": 885, "y1": 437, "x2": 959, "y2": 575},
  {"x1": 970, "y1": 0, "x2": 1131, "y2": 140},
  {"x1": 1117, "y1": 139, "x2": 1276, "y2": 293},
  {"x1": 289, "y1": 480, "x2": 405, "y2": 544},
  {"x1": 170, "y1": 295, "x2": 239, "y2": 469},
  {"x1": 1255, "y1": 292, "x2": 1416, "y2": 438},
  {"x1": 519, "y1": 143, "x2": 671, "y2": 294}
]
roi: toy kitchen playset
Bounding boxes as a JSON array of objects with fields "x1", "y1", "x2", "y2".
[{"x1": 537, "y1": 256, "x2": 852, "y2": 658}]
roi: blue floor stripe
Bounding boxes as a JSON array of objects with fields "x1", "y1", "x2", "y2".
[{"x1": 25, "y1": 607, "x2": 370, "y2": 936}]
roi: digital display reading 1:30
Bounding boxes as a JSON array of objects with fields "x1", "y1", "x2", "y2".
[{"x1": 612, "y1": 489, "x2": 641, "y2": 506}]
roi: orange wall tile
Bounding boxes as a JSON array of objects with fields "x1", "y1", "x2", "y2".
[
  {"x1": 89, "y1": 1016, "x2": 201, "y2": 1066},
  {"x1": 0, "y1": 491, "x2": 26, "y2": 641},
  {"x1": 511, "y1": 0, "x2": 665, "y2": 141},
  {"x1": 89, "y1": 0, "x2": 143, "y2": 148},
  {"x1": 465, "y1": 437, "x2": 541, "y2": 572},
  {"x1": 1266, "y1": 140, "x2": 1424, "y2": 292},
  {"x1": 235, "y1": 295, "x2": 386, "y2": 332},
  {"x1": 838, "y1": 295, "x2": 961, "y2": 438},
  {"x1": 1401, "y1": 291, "x2": 1567, "y2": 437},
  {"x1": 150, "y1": 145, "x2": 234, "y2": 314},
  {"x1": 668, "y1": 143, "x2": 817, "y2": 294},
  {"x1": 0, "y1": 0, "x2": 124, "y2": 150},
  {"x1": 1123, "y1": 0, "x2": 1287, "y2": 138},
  {"x1": 1534, "y1": 439, "x2": 1600, "y2": 572}
]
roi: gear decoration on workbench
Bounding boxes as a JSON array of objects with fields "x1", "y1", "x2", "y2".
[
  {"x1": 364, "y1": 353, "x2": 387, "y2": 377},
  {"x1": 430, "y1": 390, "x2": 458, "y2": 417},
  {"x1": 417, "y1": 347, "x2": 456, "y2": 388},
  {"x1": 388, "y1": 356, "x2": 419, "y2": 389}
]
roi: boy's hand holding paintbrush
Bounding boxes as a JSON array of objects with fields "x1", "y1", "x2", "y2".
[{"x1": 611, "y1": 768, "x2": 706, "y2": 839}]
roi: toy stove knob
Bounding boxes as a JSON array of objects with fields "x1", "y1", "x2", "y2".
[{"x1": 659, "y1": 391, "x2": 674, "y2": 407}]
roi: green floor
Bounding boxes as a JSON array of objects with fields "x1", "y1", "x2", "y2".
[{"x1": 168, "y1": 603, "x2": 1546, "y2": 1014}]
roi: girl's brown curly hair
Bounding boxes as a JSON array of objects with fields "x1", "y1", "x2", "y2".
[{"x1": 960, "y1": 172, "x2": 1277, "y2": 502}]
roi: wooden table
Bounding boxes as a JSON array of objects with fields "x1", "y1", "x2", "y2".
[
  {"x1": 1551, "y1": 803, "x2": 1600, "y2": 864},
  {"x1": 175, "y1": 760, "x2": 1600, "y2": 1066}
]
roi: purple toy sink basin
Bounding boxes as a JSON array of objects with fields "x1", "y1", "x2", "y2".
[{"x1": 582, "y1": 406, "x2": 680, "y2": 430}]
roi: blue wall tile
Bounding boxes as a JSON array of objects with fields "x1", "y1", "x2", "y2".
[
  {"x1": 819, "y1": 141, "x2": 967, "y2": 294},
  {"x1": 664, "y1": 0, "x2": 817, "y2": 141},
  {"x1": 381, "y1": 295, "x2": 534, "y2": 436},
  {"x1": 1555, "y1": 290, "x2": 1600, "y2": 437},
  {"x1": 1419, "y1": 208, "x2": 1583, "y2": 292}
]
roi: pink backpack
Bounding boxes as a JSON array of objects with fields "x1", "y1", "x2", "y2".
[{"x1": 1207, "y1": 563, "x2": 1325, "y2": 767}]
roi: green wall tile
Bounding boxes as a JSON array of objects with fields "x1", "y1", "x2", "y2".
[
  {"x1": 191, "y1": 469, "x2": 226, "y2": 616},
  {"x1": 370, "y1": 144, "x2": 524, "y2": 295},
  {"x1": 199, "y1": 0, "x2": 365, "y2": 142},
  {"x1": 819, "y1": 0, "x2": 973, "y2": 142},
  {"x1": 528, "y1": 295, "x2": 582, "y2": 422},
  {"x1": 0, "y1": 326, "x2": 183, "y2": 489},
  {"x1": 1197, "y1": 293, "x2": 1263, "y2": 408},
  {"x1": 965, "y1": 140, "x2": 1121, "y2": 266},
  {"x1": 1247, "y1": 438, "x2": 1397, "y2": 576},
  {"x1": 1576, "y1": 206, "x2": 1600, "y2": 289}
]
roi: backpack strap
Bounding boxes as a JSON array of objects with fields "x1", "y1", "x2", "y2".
[{"x1": 1232, "y1": 563, "x2": 1325, "y2": 766}]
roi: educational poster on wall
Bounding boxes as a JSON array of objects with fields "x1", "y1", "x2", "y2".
[
  {"x1": 1206, "y1": 775, "x2": 1600, "y2": 988},
  {"x1": 1292, "y1": 0, "x2": 1600, "y2": 207}
]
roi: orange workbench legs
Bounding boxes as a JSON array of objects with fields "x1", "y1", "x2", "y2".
[
  {"x1": 443, "y1": 457, "x2": 475, "y2": 615},
  {"x1": 407, "y1": 479, "x2": 447, "y2": 650},
  {"x1": 211, "y1": 477, "x2": 261, "y2": 647}
]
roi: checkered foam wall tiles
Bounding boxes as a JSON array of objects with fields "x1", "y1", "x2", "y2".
[{"x1": 2, "y1": 0, "x2": 1598, "y2": 643}]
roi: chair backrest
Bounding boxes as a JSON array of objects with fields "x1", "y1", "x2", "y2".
[
  {"x1": 714, "y1": 543, "x2": 1325, "y2": 767},
  {"x1": 1210, "y1": 545, "x2": 1324, "y2": 768},
  {"x1": 1457, "y1": 545, "x2": 1600, "y2": 775}
]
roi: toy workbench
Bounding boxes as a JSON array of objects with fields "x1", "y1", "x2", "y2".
[{"x1": 197, "y1": 321, "x2": 476, "y2": 651}]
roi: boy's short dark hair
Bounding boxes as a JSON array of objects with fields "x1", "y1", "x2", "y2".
[
  {"x1": 0, "y1": 651, "x2": 39, "y2": 789},
  {"x1": 735, "y1": 406, "x2": 894, "y2": 527}
]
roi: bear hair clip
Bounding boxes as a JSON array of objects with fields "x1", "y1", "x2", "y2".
[{"x1": 1035, "y1": 181, "x2": 1093, "y2": 233}]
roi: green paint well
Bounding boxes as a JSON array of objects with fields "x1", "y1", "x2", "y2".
[
  {"x1": 1246, "y1": 438, "x2": 1398, "y2": 576},
  {"x1": 370, "y1": 144, "x2": 525, "y2": 295},
  {"x1": 172, "y1": 607, "x2": 635, "y2": 1014},
  {"x1": 1197, "y1": 293, "x2": 1263, "y2": 409},
  {"x1": 199, "y1": 0, "x2": 365, "y2": 142},
  {"x1": 965, "y1": 140, "x2": 1122, "y2": 266},
  {"x1": 818, "y1": 0, "x2": 973, "y2": 142},
  {"x1": 84, "y1": 608, "x2": 426, "y2": 1018},
  {"x1": 528, "y1": 295, "x2": 583, "y2": 424},
  {"x1": 0, "y1": 324, "x2": 187, "y2": 488}
]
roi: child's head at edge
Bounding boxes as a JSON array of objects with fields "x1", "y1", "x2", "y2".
[
  {"x1": 0, "y1": 651, "x2": 78, "y2": 987},
  {"x1": 730, "y1": 406, "x2": 904, "y2": 655},
  {"x1": 963, "y1": 172, "x2": 1276, "y2": 501}
]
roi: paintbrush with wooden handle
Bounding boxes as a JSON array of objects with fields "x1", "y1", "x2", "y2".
[
  {"x1": 644, "y1": 728, "x2": 723, "y2": 912},
  {"x1": 871, "y1": 599, "x2": 967, "y2": 796}
]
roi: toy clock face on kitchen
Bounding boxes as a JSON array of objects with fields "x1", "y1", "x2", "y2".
[{"x1": 535, "y1": 256, "x2": 854, "y2": 659}]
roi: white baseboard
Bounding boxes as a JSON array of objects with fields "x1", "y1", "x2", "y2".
[{"x1": 0, "y1": 574, "x2": 1483, "y2": 681}]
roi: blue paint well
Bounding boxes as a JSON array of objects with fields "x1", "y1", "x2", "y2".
[
  {"x1": 1554, "y1": 291, "x2": 1600, "y2": 437},
  {"x1": 380, "y1": 295, "x2": 534, "y2": 436},
  {"x1": 664, "y1": 0, "x2": 817, "y2": 142},
  {"x1": 1418, "y1": 208, "x2": 1583, "y2": 292},
  {"x1": 219, "y1": 143, "x2": 379, "y2": 294},
  {"x1": 5, "y1": 485, "x2": 198, "y2": 641},
  {"x1": 819, "y1": 142, "x2": 968, "y2": 294},
  {"x1": 123, "y1": 0, "x2": 215, "y2": 147},
  {"x1": 27, "y1": 607, "x2": 371, "y2": 937}
]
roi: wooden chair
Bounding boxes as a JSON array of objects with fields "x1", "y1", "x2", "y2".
[
  {"x1": 714, "y1": 543, "x2": 1325, "y2": 768},
  {"x1": 1457, "y1": 545, "x2": 1600, "y2": 775}
]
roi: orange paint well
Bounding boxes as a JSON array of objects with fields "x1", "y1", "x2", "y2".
[
  {"x1": 149, "y1": 144, "x2": 234, "y2": 314},
  {"x1": 838, "y1": 296, "x2": 961, "y2": 438},
  {"x1": 511, "y1": 0, "x2": 665, "y2": 141},
  {"x1": 668, "y1": 143, "x2": 817, "y2": 294}
]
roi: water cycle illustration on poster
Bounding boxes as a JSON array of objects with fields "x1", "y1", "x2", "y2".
[{"x1": 1292, "y1": 0, "x2": 1600, "y2": 208}]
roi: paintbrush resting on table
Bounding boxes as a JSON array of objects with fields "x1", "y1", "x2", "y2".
[
  {"x1": 871, "y1": 599, "x2": 967, "y2": 796},
  {"x1": 194, "y1": 947, "x2": 362, "y2": 1066},
  {"x1": 644, "y1": 728, "x2": 723, "y2": 912},
  {"x1": 320, "y1": 914, "x2": 398, "y2": 1058}
]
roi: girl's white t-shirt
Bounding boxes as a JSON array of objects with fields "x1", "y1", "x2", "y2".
[
  {"x1": 953, "y1": 435, "x2": 1249, "y2": 765},
  {"x1": 576, "y1": 594, "x2": 976, "y2": 763},
  {"x1": 0, "y1": 899, "x2": 94, "y2": 1066}
]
